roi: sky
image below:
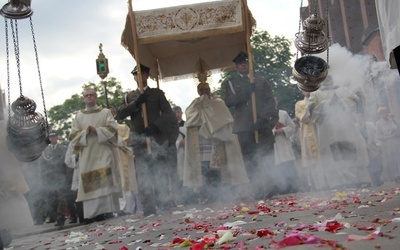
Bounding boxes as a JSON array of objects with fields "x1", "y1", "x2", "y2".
[{"x1": 0, "y1": 0, "x2": 302, "y2": 114}]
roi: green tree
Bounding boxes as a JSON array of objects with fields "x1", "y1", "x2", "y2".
[
  {"x1": 47, "y1": 77, "x2": 127, "y2": 142},
  {"x1": 218, "y1": 29, "x2": 302, "y2": 117}
]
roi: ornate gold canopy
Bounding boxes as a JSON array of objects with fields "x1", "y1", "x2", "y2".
[{"x1": 121, "y1": 0, "x2": 255, "y2": 81}]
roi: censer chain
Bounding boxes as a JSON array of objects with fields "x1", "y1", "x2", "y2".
[{"x1": 30, "y1": 16, "x2": 49, "y2": 130}]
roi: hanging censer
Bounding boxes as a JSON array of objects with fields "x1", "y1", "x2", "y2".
[
  {"x1": 292, "y1": 0, "x2": 330, "y2": 92},
  {"x1": 1, "y1": 0, "x2": 50, "y2": 162}
]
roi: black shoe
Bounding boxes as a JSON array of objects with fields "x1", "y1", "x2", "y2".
[
  {"x1": 104, "y1": 213, "x2": 114, "y2": 219},
  {"x1": 69, "y1": 217, "x2": 78, "y2": 223},
  {"x1": 55, "y1": 220, "x2": 65, "y2": 227},
  {"x1": 93, "y1": 214, "x2": 106, "y2": 222},
  {"x1": 143, "y1": 212, "x2": 156, "y2": 216},
  {"x1": 118, "y1": 211, "x2": 129, "y2": 217},
  {"x1": 143, "y1": 208, "x2": 156, "y2": 217},
  {"x1": 55, "y1": 215, "x2": 65, "y2": 227},
  {"x1": 82, "y1": 218, "x2": 94, "y2": 225},
  {"x1": 78, "y1": 216, "x2": 85, "y2": 224},
  {"x1": 46, "y1": 218, "x2": 56, "y2": 224},
  {"x1": 261, "y1": 186, "x2": 280, "y2": 200}
]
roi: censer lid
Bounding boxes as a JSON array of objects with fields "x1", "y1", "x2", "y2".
[{"x1": 294, "y1": 13, "x2": 329, "y2": 55}]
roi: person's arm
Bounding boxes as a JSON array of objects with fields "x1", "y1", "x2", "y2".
[
  {"x1": 224, "y1": 78, "x2": 250, "y2": 107},
  {"x1": 255, "y1": 77, "x2": 278, "y2": 130},
  {"x1": 152, "y1": 90, "x2": 176, "y2": 129},
  {"x1": 64, "y1": 144, "x2": 78, "y2": 169},
  {"x1": 69, "y1": 112, "x2": 85, "y2": 142},
  {"x1": 280, "y1": 111, "x2": 296, "y2": 138},
  {"x1": 96, "y1": 109, "x2": 119, "y2": 144},
  {"x1": 115, "y1": 91, "x2": 140, "y2": 120},
  {"x1": 305, "y1": 92, "x2": 325, "y2": 125}
]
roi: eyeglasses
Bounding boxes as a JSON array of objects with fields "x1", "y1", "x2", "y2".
[{"x1": 83, "y1": 93, "x2": 95, "y2": 98}]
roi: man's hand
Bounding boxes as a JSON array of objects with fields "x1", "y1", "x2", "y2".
[
  {"x1": 135, "y1": 93, "x2": 147, "y2": 108},
  {"x1": 178, "y1": 139, "x2": 185, "y2": 148},
  {"x1": 274, "y1": 121, "x2": 285, "y2": 135},
  {"x1": 244, "y1": 83, "x2": 255, "y2": 99},
  {"x1": 275, "y1": 121, "x2": 285, "y2": 130},
  {"x1": 86, "y1": 125, "x2": 97, "y2": 135},
  {"x1": 253, "y1": 118, "x2": 268, "y2": 131},
  {"x1": 143, "y1": 124, "x2": 160, "y2": 137}
]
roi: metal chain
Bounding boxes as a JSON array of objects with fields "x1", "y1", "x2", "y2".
[
  {"x1": 325, "y1": 0, "x2": 330, "y2": 67},
  {"x1": 30, "y1": 16, "x2": 49, "y2": 128},
  {"x1": 5, "y1": 19, "x2": 11, "y2": 120},
  {"x1": 298, "y1": 0, "x2": 303, "y2": 33},
  {"x1": 308, "y1": 0, "x2": 317, "y2": 55},
  {"x1": 313, "y1": 0, "x2": 317, "y2": 14},
  {"x1": 10, "y1": 19, "x2": 23, "y2": 97},
  {"x1": 296, "y1": 0, "x2": 303, "y2": 60}
]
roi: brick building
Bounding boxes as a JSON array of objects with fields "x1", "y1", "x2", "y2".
[
  {"x1": 299, "y1": 0, "x2": 400, "y2": 122},
  {"x1": 302, "y1": 0, "x2": 384, "y2": 59}
]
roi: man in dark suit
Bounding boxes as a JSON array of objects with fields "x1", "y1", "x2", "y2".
[
  {"x1": 224, "y1": 51, "x2": 279, "y2": 200},
  {"x1": 40, "y1": 131, "x2": 71, "y2": 226},
  {"x1": 116, "y1": 64, "x2": 179, "y2": 216}
]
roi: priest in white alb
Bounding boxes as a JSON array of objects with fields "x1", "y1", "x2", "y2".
[{"x1": 70, "y1": 87, "x2": 121, "y2": 221}]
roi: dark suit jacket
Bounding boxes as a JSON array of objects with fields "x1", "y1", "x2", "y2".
[
  {"x1": 40, "y1": 143, "x2": 69, "y2": 189},
  {"x1": 224, "y1": 73, "x2": 278, "y2": 144},
  {"x1": 116, "y1": 87, "x2": 179, "y2": 147}
]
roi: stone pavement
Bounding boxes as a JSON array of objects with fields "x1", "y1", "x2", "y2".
[{"x1": 6, "y1": 182, "x2": 400, "y2": 249}]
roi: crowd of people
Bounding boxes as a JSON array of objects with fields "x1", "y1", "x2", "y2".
[
  {"x1": 295, "y1": 75, "x2": 400, "y2": 191},
  {"x1": 18, "y1": 51, "x2": 400, "y2": 230}
]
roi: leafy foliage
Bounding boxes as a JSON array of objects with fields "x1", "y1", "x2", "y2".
[{"x1": 218, "y1": 30, "x2": 302, "y2": 117}]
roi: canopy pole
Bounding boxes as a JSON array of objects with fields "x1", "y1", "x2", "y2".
[
  {"x1": 128, "y1": 0, "x2": 151, "y2": 153},
  {"x1": 154, "y1": 59, "x2": 160, "y2": 89},
  {"x1": 243, "y1": 0, "x2": 258, "y2": 144},
  {"x1": 156, "y1": 74, "x2": 160, "y2": 89}
]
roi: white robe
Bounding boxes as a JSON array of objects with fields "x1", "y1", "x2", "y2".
[
  {"x1": 176, "y1": 126, "x2": 186, "y2": 181},
  {"x1": 273, "y1": 110, "x2": 296, "y2": 166},
  {"x1": 296, "y1": 97, "x2": 318, "y2": 167},
  {"x1": 375, "y1": 0, "x2": 400, "y2": 67},
  {"x1": 116, "y1": 124, "x2": 139, "y2": 214},
  {"x1": 65, "y1": 143, "x2": 79, "y2": 191},
  {"x1": 0, "y1": 120, "x2": 33, "y2": 234},
  {"x1": 116, "y1": 124, "x2": 138, "y2": 193},
  {"x1": 304, "y1": 86, "x2": 371, "y2": 189},
  {"x1": 376, "y1": 117, "x2": 400, "y2": 180},
  {"x1": 70, "y1": 106, "x2": 120, "y2": 218},
  {"x1": 183, "y1": 95, "x2": 249, "y2": 187}
]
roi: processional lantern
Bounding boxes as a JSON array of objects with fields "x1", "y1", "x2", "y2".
[
  {"x1": 292, "y1": 0, "x2": 330, "y2": 92},
  {"x1": 96, "y1": 43, "x2": 109, "y2": 108},
  {"x1": 96, "y1": 43, "x2": 109, "y2": 79},
  {"x1": 2, "y1": 0, "x2": 50, "y2": 162}
]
